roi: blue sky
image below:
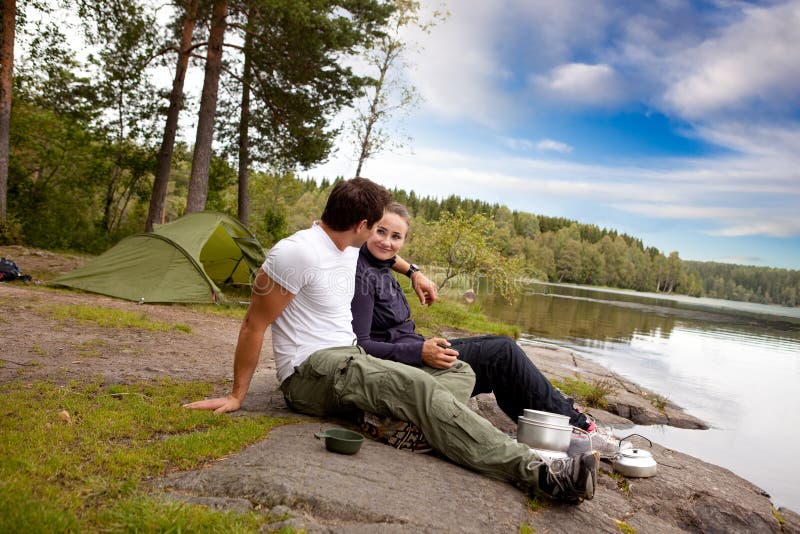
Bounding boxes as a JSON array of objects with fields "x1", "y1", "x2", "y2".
[{"x1": 307, "y1": 0, "x2": 800, "y2": 269}]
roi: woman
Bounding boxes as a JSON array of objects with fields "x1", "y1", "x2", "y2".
[{"x1": 351, "y1": 202, "x2": 594, "y2": 431}]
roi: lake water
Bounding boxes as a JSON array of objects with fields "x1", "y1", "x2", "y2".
[{"x1": 480, "y1": 282, "x2": 800, "y2": 512}]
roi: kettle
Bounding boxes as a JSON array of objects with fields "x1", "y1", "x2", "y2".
[{"x1": 613, "y1": 448, "x2": 657, "y2": 478}]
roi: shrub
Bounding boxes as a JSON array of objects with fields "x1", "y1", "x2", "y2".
[{"x1": 0, "y1": 216, "x2": 24, "y2": 245}]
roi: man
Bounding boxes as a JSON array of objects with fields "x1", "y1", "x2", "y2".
[{"x1": 185, "y1": 177, "x2": 599, "y2": 503}]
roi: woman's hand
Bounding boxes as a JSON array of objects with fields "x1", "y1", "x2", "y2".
[
  {"x1": 421, "y1": 337, "x2": 459, "y2": 369},
  {"x1": 183, "y1": 395, "x2": 242, "y2": 413},
  {"x1": 411, "y1": 271, "x2": 438, "y2": 306}
]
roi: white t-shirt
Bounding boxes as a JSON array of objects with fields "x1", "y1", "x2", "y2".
[{"x1": 262, "y1": 223, "x2": 359, "y2": 382}]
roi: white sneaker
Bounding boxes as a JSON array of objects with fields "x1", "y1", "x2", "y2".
[{"x1": 571, "y1": 426, "x2": 632, "y2": 459}]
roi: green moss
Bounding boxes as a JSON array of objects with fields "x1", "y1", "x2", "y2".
[
  {"x1": 772, "y1": 507, "x2": 785, "y2": 525},
  {"x1": 0, "y1": 379, "x2": 296, "y2": 532},
  {"x1": 519, "y1": 524, "x2": 535, "y2": 534},
  {"x1": 615, "y1": 519, "x2": 636, "y2": 533}
]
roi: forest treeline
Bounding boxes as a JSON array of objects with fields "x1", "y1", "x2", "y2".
[{"x1": 0, "y1": 2, "x2": 797, "y2": 308}]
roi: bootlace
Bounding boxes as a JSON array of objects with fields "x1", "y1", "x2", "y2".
[{"x1": 544, "y1": 456, "x2": 578, "y2": 495}]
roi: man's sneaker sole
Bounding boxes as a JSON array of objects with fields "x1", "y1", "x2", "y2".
[
  {"x1": 581, "y1": 451, "x2": 599, "y2": 501},
  {"x1": 536, "y1": 450, "x2": 599, "y2": 504}
]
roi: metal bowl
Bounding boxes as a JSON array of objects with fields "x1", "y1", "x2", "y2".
[
  {"x1": 517, "y1": 417, "x2": 572, "y2": 451},
  {"x1": 522, "y1": 409, "x2": 571, "y2": 426},
  {"x1": 314, "y1": 428, "x2": 364, "y2": 455}
]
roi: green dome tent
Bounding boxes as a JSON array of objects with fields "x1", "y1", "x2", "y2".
[{"x1": 52, "y1": 212, "x2": 266, "y2": 303}]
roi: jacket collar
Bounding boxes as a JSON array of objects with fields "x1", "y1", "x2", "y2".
[{"x1": 359, "y1": 243, "x2": 396, "y2": 270}]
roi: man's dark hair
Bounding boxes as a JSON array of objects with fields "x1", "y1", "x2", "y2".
[{"x1": 321, "y1": 177, "x2": 392, "y2": 231}]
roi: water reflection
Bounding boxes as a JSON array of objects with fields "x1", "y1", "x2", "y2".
[
  {"x1": 485, "y1": 289, "x2": 679, "y2": 342},
  {"x1": 479, "y1": 283, "x2": 800, "y2": 512}
]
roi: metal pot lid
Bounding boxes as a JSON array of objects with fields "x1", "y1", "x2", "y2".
[
  {"x1": 615, "y1": 449, "x2": 657, "y2": 470},
  {"x1": 618, "y1": 448, "x2": 653, "y2": 459}
]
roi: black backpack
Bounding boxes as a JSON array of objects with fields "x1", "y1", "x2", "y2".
[{"x1": 0, "y1": 258, "x2": 31, "y2": 282}]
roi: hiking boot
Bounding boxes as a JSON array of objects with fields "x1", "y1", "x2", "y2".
[
  {"x1": 359, "y1": 411, "x2": 433, "y2": 453},
  {"x1": 385, "y1": 421, "x2": 433, "y2": 453},
  {"x1": 534, "y1": 451, "x2": 599, "y2": 503}
]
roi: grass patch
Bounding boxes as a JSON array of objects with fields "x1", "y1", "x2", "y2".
[
  {"x1": 615, "y1": 519, "x2": 636, "y2": 533},
  {"x1": 648, "y1": 393, "x2": 669, "y2": 413},
  {"x1": 772, "y1": 507, "x2": 785, "y2": 525},
  {"x1": 519, "y1": 524, "x2": 535, "y2": 534},
  {"x1": 186, "y1": 302, "x2": 248, "y2": 320},
  {"x1": 31, "y1": 343, "x2": 48, "y2": 356},
  {"x1": 400, "y1": 278, "x2": 519, "y2": 339},
  {"x1": 610, "y1": 471, "x2": 631, "y2": 495},
  {"x1": 49, "y1": 304, "x2": 192, "y2": 333},
  {"x1": 0, "y1": 379, "x2": 294, "y2": 532},
  {"x1": 74, "y1": 339, "x2": 110, "y2": 358},
  {"x1": 550, "y1": 376, "x2": 613, "y2": 409},
  {"x1": 526, "y1": 494, "x2": 548, "y2": 512}
]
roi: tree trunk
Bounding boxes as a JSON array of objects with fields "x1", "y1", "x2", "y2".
[
  {"x1": 0, "y1": 0, "x2": 16, "y2": 221},
  {"x1": 186, "y1": 0, "x2": 227, "y2": 214},
  {"x1": 146, "y1": 0, "x2": 198, "y2": 231},
  {"x1": 237, "y1": 13, "x2": 252, "y2": 226}
]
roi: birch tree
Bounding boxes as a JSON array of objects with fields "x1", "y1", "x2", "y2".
[{"x1": 352, "y1": 0, "x2": 445, "y2": 177}]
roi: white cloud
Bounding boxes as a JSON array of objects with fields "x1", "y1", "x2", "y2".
[
  {"x1": 717, "y1": 256, "x2": 764, "y2": 265},
  {"x1": 499, "y1": 137, "x2": 537, "y2": 151},
  {"x1": 535, "y1": 63, "x2": 625, "y2": 106},
  {"x1": 616, "y1": 203, "x2": 800, "y2": 238},
  {"x1": 403, "y1": 2, "x2": 514, "y2": 127},
  {"x1": 536, "y1": 139, "x2": 573, "y2": 153},
  {"x1": 694, "y1": 120, "x2": 800, "y2": 160},
  {"x1": 512, "y1": 0, "x2": 613, "y2": 64},
  {"x1": 500, "y1": 137, "x2": 574, "y2": 154},
  {"x1": 663, "y1": 1, "x2": 800, "y2": 119},
  {"x1": 708, "y1": 220, "x2": 800, "y2": 238}
]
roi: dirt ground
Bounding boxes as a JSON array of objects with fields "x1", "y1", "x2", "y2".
[{"x1": 1, "y1": 245, "x2": 254, "y2": 387}]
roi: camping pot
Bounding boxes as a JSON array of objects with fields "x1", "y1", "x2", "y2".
[
  {"x1": 516, "y1": 416, "x2": 572, "y2": 452},
  {"x1": 522, "y1": 409, "x2": 571, "y2": 426},
  {"x1": 613, "y1": 448, "x2": 657, "y2": 478},
  {"x1": 314, "y1": 428, "x2": 364, "y2": 455}
]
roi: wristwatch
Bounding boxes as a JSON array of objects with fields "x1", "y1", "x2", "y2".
[{"x1": 406, "y1": 264, "x2": 420, "y2": 278}]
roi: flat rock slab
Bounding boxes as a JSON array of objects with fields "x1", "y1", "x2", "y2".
[
  {"x1": 156, "y1": 422, "x2": 531, "y2": 533},
  {"x1": 157, "y1": 420, "x2": 793, "y2": 533}
]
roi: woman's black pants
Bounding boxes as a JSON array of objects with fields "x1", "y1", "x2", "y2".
[{"x1": 448, "y1": 335, "x2": 590, "y2": 430}]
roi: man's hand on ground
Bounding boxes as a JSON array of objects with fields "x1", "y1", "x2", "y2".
[
  {"x1": 422, "y1": 338, "x2": 459, "y2": 369},
  {"x1": 183, "y1": 395, "x2": 242, "y2": 413},
  {"x1": 411, "y1": 271, "x2": 438, "y2": 306}
]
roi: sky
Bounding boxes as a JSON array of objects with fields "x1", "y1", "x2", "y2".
[{"x1": 306, "y1": 0, "x2": 800, "y2": 270}]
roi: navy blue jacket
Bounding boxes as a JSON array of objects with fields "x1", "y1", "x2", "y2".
[{"x1": 351, "y1": 245, "x2": 425, "y2": 365}]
